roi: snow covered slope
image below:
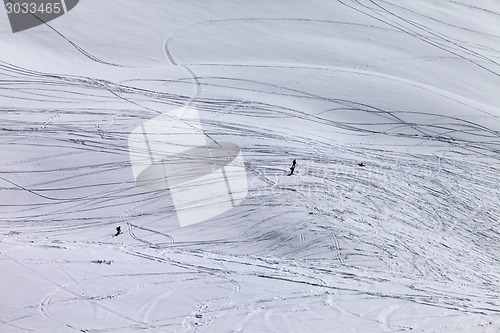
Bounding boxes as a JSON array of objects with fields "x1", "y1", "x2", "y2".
[{"x1": 1, "y1": 0, "x2": 499, "y2": 332}]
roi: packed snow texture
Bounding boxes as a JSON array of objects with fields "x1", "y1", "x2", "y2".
[{"x1": 0, "y1": 0, "x2": 499, "y2": 332}]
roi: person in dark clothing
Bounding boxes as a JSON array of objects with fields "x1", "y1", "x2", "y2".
[
  {"x1": 358, "y1": 162, "x2": 365, "y2": 167},
  {"x1": 115, "y1": 226, "x2": 122, "y2": 237},
  {"x1": 288, "y1": 159, "x2": 297, "y2": 176}
]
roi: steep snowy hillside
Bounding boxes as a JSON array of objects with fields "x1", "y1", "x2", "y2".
[{"x1": 1, "y1": 1, "x2": 499, "y2": 332}]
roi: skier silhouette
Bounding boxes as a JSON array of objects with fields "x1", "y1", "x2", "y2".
[
  {"x1": 288, "y1": 159, "x2": 297, "y2": 176},
  {"x1": 115, "y1": 226, "x2": 122, "y2": 237}
]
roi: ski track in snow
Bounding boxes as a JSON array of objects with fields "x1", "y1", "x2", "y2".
[{"x1": 1, "y1": 0, "x2": 500, "y2": 332}]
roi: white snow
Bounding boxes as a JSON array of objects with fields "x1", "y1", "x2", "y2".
[{"x1": 1, "y1": 0, "x2": 499, "y2": 332}]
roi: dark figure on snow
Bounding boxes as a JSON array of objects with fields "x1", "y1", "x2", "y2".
[
  {"x1": 358, "y1": 162, "x2": 365, "y2": 167},
  {"x1": 288, "y1": 159, "x2": 297, "y2": 176},
  {"x1": 115, "y1": 226, "x2": 122, "y2": 237}
]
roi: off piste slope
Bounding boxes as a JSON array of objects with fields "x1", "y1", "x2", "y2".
[{"x1": 0, "y1": 0, "x2": 499, "y2": 332}]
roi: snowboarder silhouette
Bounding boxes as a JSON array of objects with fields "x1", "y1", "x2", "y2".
[
  {"x1": 115, "y1": 226, "x2": 122, "y2": 237},
  {"x1": 288, "y1": 159, "x2": 297, "y2": 176},
  {"x1": 358, "y1": 162, "x2": 365, "y2": 167}
]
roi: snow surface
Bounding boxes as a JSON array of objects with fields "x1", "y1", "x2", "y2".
[{"x1": 1, "y1": 0, "x2": 500, "y2": 332}]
